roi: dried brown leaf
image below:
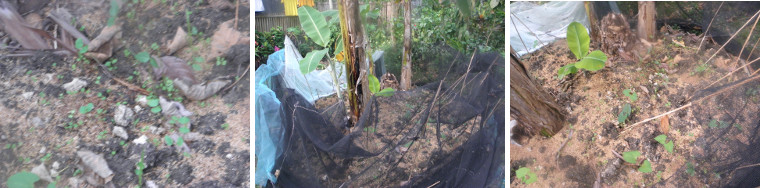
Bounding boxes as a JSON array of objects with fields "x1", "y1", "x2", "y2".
[
  {"x1": 659, "y1": 115, "x2": 670, "y2": 134},
  {"x1": 76, "y1": 150, "x2": 114, "y2": 181},
  {"x1": 174, "y1": 78, "x2": 231, "y2": 101},
  {"x1": 166, "y1": 27, "x2": 187, "y2": 55},
  {"x1": 88, "y1": 25, "x2": 121, "y2": 51},
  {"x1": 210, "y1": 19, "x2": 247, "y2": 58},
  {"x1": 152, "y1": 56, "x2": 196, "y2": 84},
  {"x1": 0, "y1": 1, "x2": 49, "y2": 49}
]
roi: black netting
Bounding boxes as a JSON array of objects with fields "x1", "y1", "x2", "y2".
[{"x1": 266, "y1": 46, "x2": 505, "y2": 187}]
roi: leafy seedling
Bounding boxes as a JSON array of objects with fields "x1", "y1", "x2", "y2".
[
  {"x1": 558, "y1": 21, "x2": 608, "y2": 79},
  {"x1": 622, "y1": 150, "x2": 640, "y2": 164},
  {"x1": 164, "y1": 136, "x2": 173, "y2": 146},
  {"x1": 368, "y1": 74, "x2": 395, "y2": 97},
  {"x1": 134, "y1": 52, "x2": 150, "y2": 64},
  {"x1": 639, "y1": 159, "x2": 652, "y2": 173},
  {"x1": 6, "y1": 172, "x2": 39, "y2": 188},
  {"x1": 135, "y1": 153, "x2": 145, "y2": 188},
  {"x1": 515, "y1": 167, "x2": 537, "y2": 184},
  {"x1": 148, "y1": 97, "x2": 161, "y2": 113},
  {"x1": 654, "y1": 134, "x2": 674, "y2": 153},
  {"x1": 623, "y1": 89, "x2": 638, "y2": 102},
  {"x1": 618, "y1": 103, "x2": 632, "y2": 124},
  {"x1": 79, "y1": 103, "x2": 94, "y2": 114},
  {"x1": 686, "y1": 162, "x2": 695, "y2": 176},
  {"x1": 708, "y1": 119, "x2": 718, "y2": 128}
]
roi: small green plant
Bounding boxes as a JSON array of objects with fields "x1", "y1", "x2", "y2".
[
  {"x1": 215, "y1": 57, "x2": 227, "y2": 66},
  {"x1": 6, "y1": 171, "x2": 39, "y2": 188},
  {"x1": 97, "y1": 130, "x2": 108, "y2": 140},
  {"x1": 74, "y1": 38, "x2": 88, "y2": 62},
  {"x1": 653, "y1": 134, "x2": 674, "y2": 153},
  {"x1": 622, "y1": 150, "x2": 640, "y2": 164},
  {"x1": 151, "y1": 42, "x2": 160, "y2": 51},
  {"x1": 686, "y1": 162, "x2": 696, "y2": 176},
  {"x1": 147, "y1": 97, "x2": 161, "y2": 113},
  {"x1": 623, "y1": 89, "x2": 638, "y2": 102},
  {"x1": 692, "y1": 63, "x2": 710, "y2": 75},
  {"x1": 221, "y1": 123, "x2": 230, "y2": 129},
  {"x1": 107, "y1": 0, "x2": 119, "y2": 26},
  {"x1": 135, "y1": 152, "x2": 145, "y2": 188},
  {"x1": 79, "y1": 103, "x2": 94, "y2": 114},
  {"x1": 639, "y1": 159, "x2": 652, "y2": 173},
  {"x1": 557, "y1": 21, "x2": 608, "y2": 79},
  {"x1": 618, "y1": 103, "x2": 632, "y2": 124},
  {"x1": 515, "y1": 167, "x2": 537, "y2": 184},
  {"x1": 368, "y1": 73, "x2": 395, "y2": 97}
]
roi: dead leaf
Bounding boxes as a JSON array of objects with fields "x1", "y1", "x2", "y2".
[
  {"x1": 88, "y1": 25, "x2": 121, "y2": 51},
  {"x1": 659, "y1": 115, "x2": 670, "y2": 134},
  {"x1": 210, "y1": 19, "x2": 248, "y2": 58},
  {"x1": 0, "y1": 1, "x2": 49, "y2": 49},
  {"x1": 159, "y1": 96, "x2": 193, "y2": 117},
  {"x1": 166, "y1": 27, "x2": 187, "y2": 55},
  {"x1": 174, "y1": 77, "x2": 232, "y2": 101},
  {"x1": 153, "y1": 56, "x2": 196, "y2": 84},
  {"x1": 76, "y1": 150, "x2": 114, "y2": 182}
]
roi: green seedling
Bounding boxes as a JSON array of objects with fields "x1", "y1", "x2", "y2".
[
  {"x1": 147, "y1": 97, "x2": 161, "y2": 113},
  {"x1": 221, "y1": 123, "x2": 230, "y2": 130},
  {"x1": 557, "y1": 21, "x2": 608, "y2": 79},
  {"x1": 622, "y1": 150, "x2": 640, "y2": 164},
  {"x1": 151, "y1": 42, "x2": 159, "y2": 51},
  {"x1": 639, "y1": 159, "x2": 652, "y2": 173},
  {"x1": 618, "y1": 103, "x2": 632, "y2": 124},
  {"x1": 164, "y1": 135, "x2": 173, "y2": 146},
  {"x1": 368, "y1": 73, "x2": 395, "y2": 96},
  {"x1": 75, "y1": 38, "x2": 88, "y2": 62},
  {"x1": 515, "y1": 167, "x2": 537, "y2": 184},
  {"x1": 216, "y1": 57, "x2": 227, "y2": 66},
  {"x1": 135, "y1": 153, "x2": 145, "y2": 188},
  {"x1": 623, "y1": 89, "x2": 638, "y2": 102},
  {"x1": 6, "y1": 171, "x2": 39, "y2": 188},
  {"x1": 654, "y1": 134, "x2": 674, "y2": 153},
  {"x1": 79, "y1": 103, "x2": 94, "y2": 114},
  {"x1": 686, "y1": 162, "x2": 695, "y2": 176}
]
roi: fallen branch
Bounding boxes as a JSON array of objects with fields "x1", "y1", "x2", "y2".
[
  {"x1": 221, "y1": 64, "x2": 250, "y2": 93},
  {"x1": 698, "y1": 2, "x2": 724, "y2": 53}
]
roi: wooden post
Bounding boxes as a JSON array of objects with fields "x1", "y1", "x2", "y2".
[
  {"x1": 638, "y1": 1, "x2": 656, "y2": 42},
  {"x1": 510, "y1": 47, "x2": 566, "y2": 143}
]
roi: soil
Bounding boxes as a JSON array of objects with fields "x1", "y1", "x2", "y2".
[
  {"x1": 0, "y1": 1, "x2": 250, "y2": 187},
  {"x1": 511, "y1": 26, "x2": 760, "y2": 187}
]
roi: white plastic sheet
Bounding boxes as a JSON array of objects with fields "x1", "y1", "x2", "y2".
[
  {"x1": 282, "y1": 36, "x2": 347, "y2": 104},
  {"x1": 510, "y1": 1, "x2": 590, "y2": 56}
]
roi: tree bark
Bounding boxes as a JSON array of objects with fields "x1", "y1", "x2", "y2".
[
  {"x1": 400, "y1": 0, "x2": 412, "y2": 90},
  {"x1": 637, "y1": 1, "x2": 656, "y2": 42},
  {"x1": 339, "y1": 0, "x2": 369, "y2": 123},
  {"x1": 510, "y1": 48, "x2": 566, "y2": 144},
  {"x1": 584, "y1": 1, "x2": 601, "y2": 47}
]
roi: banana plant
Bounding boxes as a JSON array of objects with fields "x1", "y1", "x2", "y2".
[
  {"x1": 297, "y1": 6, "x2": 343, "y2": 101},
  {"x1": 557, "y1": 21, "x2": 608, "y2": 79}
]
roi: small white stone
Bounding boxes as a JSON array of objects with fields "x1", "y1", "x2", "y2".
[
  {"x1": 146, "y1": 180, "x2": 159, "y2": 188},
  {"x1": 21, "y1": 92, "x2": 33, "y2": 100},
  {"x1": 49, "y1": 169, "x2": 59, "y2": 178},
  {"x1": 113, "y1": 126, "x2": 128, "y2": 140},
  {"x1": 226, "y1": 154, "x2": 233, "y2": 159},
  {"x1": 39, "y1": 146, "x2": 46, "y2": 154},
  {"x1": 62, "y1": 78, "x2": 88, "y2": 93},
  {"x1": 114, "y1": 105, "x2": 134, "y2": 126},
  {"x1": 31, "y1": 163, "x2": 53, "y2": 182},
  {"x1": 52, "y1": 161, "x2": 60, "y2": 170},
  {"x1": 134, "y1": 105, "x2": 142, "y2": 113},
  {"x1": 43, "y1": 73, "x2": 54, "y2": 84},
  {"x1": 135, "y1": 95, "x2": 148, "y2": 106},
  {"x1": 133, "y1": 135, "x2": 148, "y2": 144}
]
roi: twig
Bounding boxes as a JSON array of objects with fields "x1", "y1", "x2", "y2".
[
  {"x1": 222, "y1": 64, "x2": 249, "y2": 93},
  {"x1": 510, "y1": 15, "x2": 530, "y2": 55},
  {"x1": 698, "y1": 2, "x2": 723, "y2": 53},
  {"x1": 729, "y1": 163, "x2": 760, "y2": 182},
  {"x1": 624, "y1": 73, "x2": 760, "y2": 134},
  {"x1": 702, "y1": 10, "x2": 760, "y2": 66},
  {"x1": 555, "y1": 129, "x2": 574, "y2": 162},
  {"x1": 111, "y1": 77, "x2": 150, "y2": 95},
  {"x1": 611, "y1": 150, "x2": 625, "y2": 161},
  {"x1": 736, "y1": 11, "x2": 760, "y2": 76},
  {"x1": 234, "y1": 0, "x2": 239, "y2": 30}
]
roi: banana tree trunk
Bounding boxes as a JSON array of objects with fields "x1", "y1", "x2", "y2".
[
  {"x1": 339, "y1": 0, "x2": 369, "y2": 123},
  {"x1": 400, "y1": 0, "x2": 412, "y2": 90},
  {"x1": 638, "y1": 1, "x2": 656, "y2": 42},
  {"x1": 510, "y1": 47, "x2": 566, "y2": 143}
]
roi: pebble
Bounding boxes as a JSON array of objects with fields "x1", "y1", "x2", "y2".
[
  {"x1": 62, "y1": 78, "x2": 87, "y2": 93},
  {"x1": 52, "y1": 161, "x2": 60, "y2": 170},
  {"x1": 113, "y1": 126, "x2": 128, "y2": 139},
  {"x1": 134, "y1": 105, "x2": 142, "y2": 113},
  {"x1": 226, "y1": 153, "x2": 233, "y2": 159},
  {"x1": 21, "y1": 92, "x2": 33, "y2": 100},
  {"x1": 135, "y1": 95, "x2": 148, "y2": 106},
  {"x1": 149, "y1": 126, "x2": 165, "y2": 135},
  {"x1": 114, "y1": 105, "x2": 134, "y2": 127},
  {"x1": 146, "y1": 181, "x2": 159, "y2": 188},
  {"x1": 31, "y1": 163, "x2": 53, "y2": 182},
  {"x1": 133, "y1": 135, "x2": 148, "y2": 145},
  {"x1": 39, "y1": 146, "x2": 46, "y2": 154}
]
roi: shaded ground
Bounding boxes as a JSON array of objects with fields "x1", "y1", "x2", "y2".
[
  {"x1": 511, "y1": 25, "x2": 760, "y2": 187},
  {"x1": 0, "y1": 0, "x2": 250, "y2": 187}
]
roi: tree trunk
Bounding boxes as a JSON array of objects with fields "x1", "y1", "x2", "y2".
[
  {"x1": 510, "y1": 48, "x2": 566, "y2": 144},
  {"x1": 584, "y1": 1, "x2": 602, "y2": 47},
  {"x1": 400, "y1": 0, "x2": 412, "y2": 90},
  {"x1": 637, "y1": 1, "x2": 656, "y2": 42},
  {"x1": 339, "y1": 0, "x2": 369, "y2": 123}
]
